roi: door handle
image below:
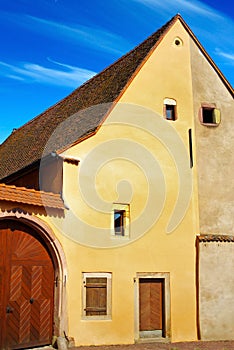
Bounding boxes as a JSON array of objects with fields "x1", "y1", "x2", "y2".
[{"x1": 6, "y1": 305, "x2": 14, "y2": 314}]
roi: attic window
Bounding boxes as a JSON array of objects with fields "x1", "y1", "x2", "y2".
[
  {"x1": 164, "y1": 98, "x2": 177, "y2": 121},
  {"x1": 199, "y1": 104, "x2": 221, "y2": 126}
]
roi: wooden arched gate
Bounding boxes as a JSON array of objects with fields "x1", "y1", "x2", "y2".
[{"x1": 0, "y1": 220, "x2": 55, "y2": 349}]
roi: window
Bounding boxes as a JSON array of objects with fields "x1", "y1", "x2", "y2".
[
  {"x1": 199, "y1": 104, "x2": 221, "y2": 126},
  {"x1": 82, "y1": 272, "x2": 112, "y2": 319},
  {"x1": 163, "y1": 98, "x2": 177, "y2": 121},
  {"x1": 111, "y1": 203, "x2": 130, "y2": 238},
  {"x1": 114, "y1": 210, "x2": 125, "y2": 236}
]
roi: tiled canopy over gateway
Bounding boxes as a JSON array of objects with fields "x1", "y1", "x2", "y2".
[{"x1": 0, "y1": 183, "x2": 65, "y2": 209}]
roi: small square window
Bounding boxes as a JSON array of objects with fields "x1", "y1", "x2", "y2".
[
  {"x1": 82, "y1": 273, "x2": 112, "y2": 319},
  {"x1": 111, "y1": 203, "x2": 130, "y2": 238},
  {"x1": 199, "y1": 104, "x2": 221, "y2": 126}
]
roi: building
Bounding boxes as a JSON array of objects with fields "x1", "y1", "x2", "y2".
[{"x1": 0, "y1": 14, "x2": 233, "y2": 349}]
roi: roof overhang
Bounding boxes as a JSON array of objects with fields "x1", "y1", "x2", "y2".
[{"x1": 0, "y1": 183, "x2": 65, "y2": 210}]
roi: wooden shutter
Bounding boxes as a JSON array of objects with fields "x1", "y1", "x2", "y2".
[{"x1": 85, "y1": 278, "x2": 107, "y2": 316}]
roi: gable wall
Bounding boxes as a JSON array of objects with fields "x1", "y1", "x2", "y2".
[
  {"x1": 42, "y1": 20, "x2": 199, "y2": 345},
  {"x1": 190, "y1": 38, "x2": 234, "y2": 341},
  {"x1": 190, "y1": 38, "x2": 234, "y2": 235}
]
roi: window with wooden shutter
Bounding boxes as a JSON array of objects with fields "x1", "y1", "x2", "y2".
[
  {"x1": 82, "y1": 273, "x2": 112, "y2": 319},
  {"x1": 199, "y1": 103, "x2": 221, "y2": 126}
]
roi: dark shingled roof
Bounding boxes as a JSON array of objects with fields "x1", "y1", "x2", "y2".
[
  {"x1": 0, "y1": 15, "x2": 177, "y2": 180},
  {"x1": 1, "y1": 14, "x2": 232, "y2": 181}
]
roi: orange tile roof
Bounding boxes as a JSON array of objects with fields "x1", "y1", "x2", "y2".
[
  {"x1": 0, "y1": 183, "x2": 65, "y2": 210},
  {"x1": 198, "y1": 234, "x2": 234, "y2": 242}
]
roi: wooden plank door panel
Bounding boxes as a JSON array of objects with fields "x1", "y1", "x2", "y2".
[
  {"x1": 0, "y1": 221, "x2": 54, "y2": 350},
  {"x1": 0, "y1": 228, "x2": 5, "y2": 348},
  {"x1": 139, "y1": 278, "x2": 163, "y2": 331}
]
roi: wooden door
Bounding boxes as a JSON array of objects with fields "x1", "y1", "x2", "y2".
[
  {"x1": 139, "y1": 278, "x2": 164, "y2": 335},
  {"x1": 0, "y1": 220, "x2": 54, "y2": 350}
]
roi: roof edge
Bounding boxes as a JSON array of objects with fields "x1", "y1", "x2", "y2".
[
  {"x1": 177, "y1": 15, "x2": 233, "y2": 97},
  {"x1": 198, "y1": 234, "x2": 234, "y2": 242}
]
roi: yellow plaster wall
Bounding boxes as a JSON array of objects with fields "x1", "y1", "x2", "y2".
[{"x1": 42, "y1": 20, "x2": 200, "y2": 345}]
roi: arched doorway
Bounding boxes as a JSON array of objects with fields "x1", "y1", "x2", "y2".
[{"x1": 0, "y1": 217, "x2": 65, "y2": 350}]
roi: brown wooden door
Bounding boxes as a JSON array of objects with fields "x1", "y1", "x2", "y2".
[
  {"x1": 139, "y1": 278, "x2": 164, "y2": 333},
  {"x1": 0, "y1": 220, "x2": 54, "y2": 350}
]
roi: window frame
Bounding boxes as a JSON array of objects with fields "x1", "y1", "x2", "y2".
[
  {"x1": 199, "y1": 103, "x2": 221, "y2": 126},
  {"x1": 82, "y1": 272, "x2": 112, "y2": 320},
  {"x1": 111, "y1": 203, "x2": 130, "y2": 238},
  {"x1": 163, "y1": 98, "x2": 177, "y2": 121}
]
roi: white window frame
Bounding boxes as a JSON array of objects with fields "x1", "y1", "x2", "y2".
[
  {"x1": 82, "y1": 272, "x2": 112, "y2": 320},
  {"x1": 111, "y1": 203, "x2": 130, "y2": 238}
]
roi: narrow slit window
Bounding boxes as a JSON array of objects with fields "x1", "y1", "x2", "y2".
[
  {"x1": 188, "y1": 129, "x2": 193, "y2": 168},
  {"x1": 114, "y1": 210, "x2": 125, "y2": 236},
  {"x1": 111, "y1": 203, "x2": 130, "y2": 238},
  {"x1": 163, "y1": 98, "x2": 177, "y2": 121}
]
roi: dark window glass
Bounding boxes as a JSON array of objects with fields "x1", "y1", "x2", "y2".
[
  {"x1": 165, "y1": 105, "x2": 176, "y2": 120},
  {"x1": 114, "y1": 210, "x2": 125, "y2": 236}
]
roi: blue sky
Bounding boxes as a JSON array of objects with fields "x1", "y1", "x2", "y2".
[{"x1": 0, "y1": 0, "x2": 233, "y2": 144}]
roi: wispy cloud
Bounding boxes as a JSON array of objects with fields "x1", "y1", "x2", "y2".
[
  {"x1": 131, "y1": 0, "x2": 222, "y2": 18},
  {"x1": 131, "y1": 0, "x2": 234, "y2": 75},
  {"x1": 1, "y1": 10, "x2": 131, "y2": 56},
  {"x1": 27, "y1": 15, "x2": 131, "y2": 55},
  {"x1": 0, "y1": 58, "x2": 96, "y2": 87},
  {"x1": 215, "y1": 49, "x2": 234, "y2": 63}
]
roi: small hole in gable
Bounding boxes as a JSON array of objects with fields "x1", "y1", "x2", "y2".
[{"x1": 173, "y1": 37, "x2": 183, "y2": 47}]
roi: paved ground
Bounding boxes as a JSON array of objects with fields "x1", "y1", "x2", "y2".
[
  {"x1": 72, "y1": 341, "x2": 234, "y2": 350},
  {"x1": 29, "y1": 341, "x2": 234, "y2": 350}
]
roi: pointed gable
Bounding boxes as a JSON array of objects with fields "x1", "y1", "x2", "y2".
[
  {"x1": 0, "y1": 15, "x2": 177, "y2": 180},
  {"x1": 0, "y1": 14, "x2": 232, "y2": 181}
]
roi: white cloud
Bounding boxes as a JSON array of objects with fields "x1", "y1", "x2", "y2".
[
  {"x1": 215, "y1": 49, "x2": 234, "y2": 63},
  {"x1": 131, "y1": 0, "x2": 222, "y2": 18},
  {"x1": 0, "y1": 59, "x2": 96, "y2": 87},
  {"x1": 23, "y1": 15, "x2": 131, "y2": 56}
]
